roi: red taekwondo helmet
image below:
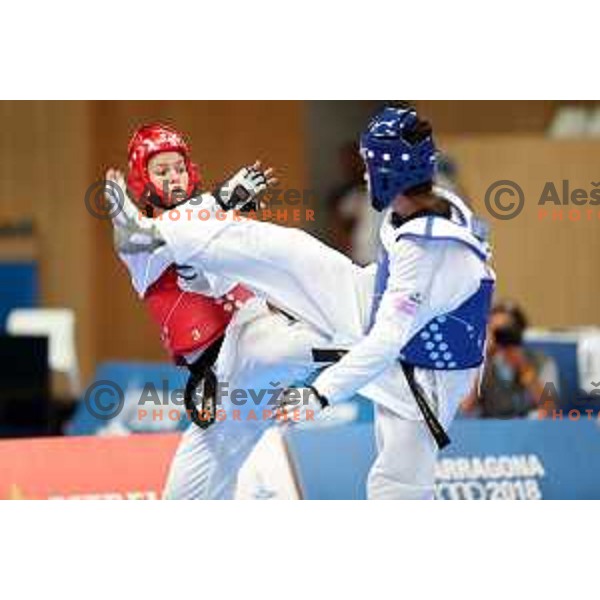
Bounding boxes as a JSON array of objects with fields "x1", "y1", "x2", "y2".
[{"x1": 126, "y1": 123, "x2": 201, "y2": 212}]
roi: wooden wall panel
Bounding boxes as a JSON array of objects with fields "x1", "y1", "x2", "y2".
[
  {"x1": 441, "y1": 135, "x2": 600, "y2": 328},
  {"x1": 415, "y1": 101, "x2": 559, "y2": 133}
]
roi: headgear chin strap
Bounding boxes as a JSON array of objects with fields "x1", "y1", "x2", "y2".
[
  {"x1": 360, "y1": 106, "x2": 437, "y2": 211},
  {"x1": 127, "y1": 123, "x2": 201, "y2": 212}
]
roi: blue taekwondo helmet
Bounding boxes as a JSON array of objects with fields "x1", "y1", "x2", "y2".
[{"x1": 360, "y1": 104, "x2": 438, "y2": 211}]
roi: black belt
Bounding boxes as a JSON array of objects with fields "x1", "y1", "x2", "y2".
[
  {"x1": 311, "y1": 348, "x2": 451, "y2": 450},
  {"x1": 399, "y1": 362, "x2": 451, "y2": 449},
  {"x1": 184, "y1": 337, "x2": 223, "y2": 429}
]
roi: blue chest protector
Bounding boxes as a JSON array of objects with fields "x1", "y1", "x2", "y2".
[{"x1": 370, "y1": 215, "x2": 494, "y2": 371}]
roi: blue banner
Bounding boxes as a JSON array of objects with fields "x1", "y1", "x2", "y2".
[{"x1": 286, "y1": 419, "x2": 600, "y2": 499}]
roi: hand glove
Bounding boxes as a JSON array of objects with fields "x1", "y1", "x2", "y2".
[
  {"x1": 105, "y1": 171, "x2": 166, "y2": 255},
  {"x1": 213, "y1": 164, "x2": 269, "y2": 211}
]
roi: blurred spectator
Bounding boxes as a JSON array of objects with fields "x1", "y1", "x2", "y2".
[
  {"x1": 461, "y1": 300, "x2": 559, "y2": 419},
  {"x1": 327, "y1": 141, "x2": 383, "y2": 266}
]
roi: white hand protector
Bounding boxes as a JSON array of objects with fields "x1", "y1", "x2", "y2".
[
  {"x1": 276, "y1": 386, "x2": 330, "y2": 424},
  {"x1": 105, "y1": 175, "x2": 166, "y2": 255},
  {"x1": 213, "y1": 165, "x2": 269, "y2": 211}
]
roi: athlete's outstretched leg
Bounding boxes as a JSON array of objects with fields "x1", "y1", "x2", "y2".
[{"x1": 157, "y1": 211, "x2": 372, "y2": 342}]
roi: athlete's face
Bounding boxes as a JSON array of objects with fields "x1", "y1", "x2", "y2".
[{"x1": 147, "y1": 151, "x2": 189, "y2": 206}]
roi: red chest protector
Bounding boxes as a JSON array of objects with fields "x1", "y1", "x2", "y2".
[{"x1": 143, "y1": 266, "x2": 252, "y2": 362}]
